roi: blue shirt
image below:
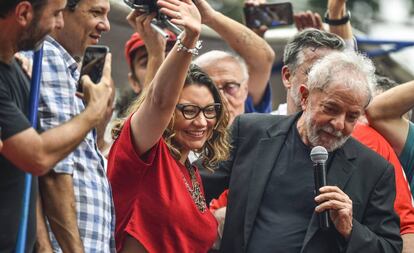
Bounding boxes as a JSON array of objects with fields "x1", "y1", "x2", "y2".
[
  {"x1": 244, "y1": 83, "x2": 272, "y2": 113},
  {"x1": 24, "y1": 36, "x2": 115, "y2": 253}
]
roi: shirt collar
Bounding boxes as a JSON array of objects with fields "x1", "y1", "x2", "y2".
[{"x1": 45, "y1": 36, "x2": 79, "y2": 75}]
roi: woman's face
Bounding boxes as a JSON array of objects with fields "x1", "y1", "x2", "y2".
[{"x1": 174, "y1": 84, "x2": 218, "y2": 157}]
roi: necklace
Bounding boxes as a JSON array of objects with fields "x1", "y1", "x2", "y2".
[{"x1": 181, "y1": 163, "x2": 207, "y2": 213}]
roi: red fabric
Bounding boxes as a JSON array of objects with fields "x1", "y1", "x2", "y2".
[
  {"x1": 124, "y1": 31, "x2": 177, "y2": 67},
  {"x1": 353, "y1": 123, "x2": 414, "y2": 234},
  {"x1": 210, "y1": 189, "x2": 229, "y2": 212},
  {"x1": 107, "y1": 117, "x2": 218, "y2": 253}
]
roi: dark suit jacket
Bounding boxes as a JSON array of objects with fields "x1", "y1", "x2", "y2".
[{"x1": 202, "y1": 113, "x2": 402, "y2": 253}]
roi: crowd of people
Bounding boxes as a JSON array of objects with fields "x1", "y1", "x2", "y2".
[{"x1": 0, "y1": 0, "x2": 413, "y2": 252}]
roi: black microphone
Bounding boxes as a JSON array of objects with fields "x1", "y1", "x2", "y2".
[{"x1": 310, "y1": 146, "x2": 330, "y2": 230}]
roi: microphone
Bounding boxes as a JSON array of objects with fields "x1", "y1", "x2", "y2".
[{"x1": 310, "y1": 146, "x2": 330, "y2": 230}]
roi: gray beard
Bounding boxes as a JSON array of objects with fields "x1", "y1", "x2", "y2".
[{"x1": 304, "y1": 110, "x2": 350, "y2": 152}]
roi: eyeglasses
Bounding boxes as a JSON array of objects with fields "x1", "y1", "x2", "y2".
[
  {"x1": 176, "y1": 103, "x2": 221, "y2": 120},
  {"x1": 217, "y1": 82, "x2": 241, "y2": 96}
]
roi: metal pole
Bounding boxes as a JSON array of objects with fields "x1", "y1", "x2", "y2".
[{"x1": 15, "y1": 44, "x2": 44, "y2": 253}]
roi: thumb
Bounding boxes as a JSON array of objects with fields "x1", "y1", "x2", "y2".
[
  {"x1": 81, "y1": 74, "x2": 93, "y2": 88},
  {"x1": 79, "y1": 75, "x2": 94, "y2": 99}
]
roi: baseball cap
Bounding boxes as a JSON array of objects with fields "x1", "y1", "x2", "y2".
[{"x1": 124, "y1": 30, "x2": 177, "y2": 67}]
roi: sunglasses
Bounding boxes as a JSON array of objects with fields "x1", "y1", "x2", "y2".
[{"x1": 176, "y1": 103, "x2": 221, "y2": 120}]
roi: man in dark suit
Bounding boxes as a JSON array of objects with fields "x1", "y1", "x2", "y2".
[{"x1": 211, "y1": 50, "x2": 402, "y2": 252}]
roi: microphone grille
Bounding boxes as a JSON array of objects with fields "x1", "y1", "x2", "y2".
[{"x1": 310, "y1": 146, "x2": 328, "y2": 163}]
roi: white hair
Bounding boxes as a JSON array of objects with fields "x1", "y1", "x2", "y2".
[
  {"x1": 307, "y1": 50, "x2": 376, "y2": 105},
  {"x1": 194, "y1": 50, "x2": 249, "y2": 82}
]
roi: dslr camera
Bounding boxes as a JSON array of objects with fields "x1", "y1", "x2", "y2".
[{"x1": 124, "y1": 0, "x2": 182, "y2": 36}]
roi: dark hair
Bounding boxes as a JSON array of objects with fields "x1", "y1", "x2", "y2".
[
  {"x1": 66, "y1": 0, "x2": 82, "y2": 11},
  {"x1": 184, "y1": 64, "x2": 223, "y2": 112},
  {"x1": 375, "y1": 75, "x2": 398, "y2": 93},
  {"x1": 283, "y1": 28, "x2": 346, "y2": 73},
  {"x1": 0, "y1": 0, "x2": 48, "y2": 18}
]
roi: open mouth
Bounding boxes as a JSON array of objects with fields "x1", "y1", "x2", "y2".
[{"x1": 185, "y1": 130, "x2": 206, "y2": 138}]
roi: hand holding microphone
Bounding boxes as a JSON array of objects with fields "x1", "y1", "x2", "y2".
[
  {"x1": 310, "y1": 146, "x2": 330, "y2": 230},
  {"x1": 311, "y1": 146, "x2": 354, "y2": 239}
]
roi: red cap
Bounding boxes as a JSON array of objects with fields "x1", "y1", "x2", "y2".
[{"x1": 124, "y1": 31, "x2": 177, "y2": 67}]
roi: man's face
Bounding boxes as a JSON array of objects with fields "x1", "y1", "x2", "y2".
[
  {"x1": 284, "y1": 47, "x2": 335, "y2": 115},
  {"x1": 58, "y1": 0, "x2": 110, "y2": 58},
  {"x1": 300, "y1": 83, "x2": 367, "y2": 151},
  {"x1": 18, "y1": 0, "x2": 66, "y2": 51},
  {"x1": 201, "y1": 58, "x2": 248, "y2": 125},
  {"x1": 129, "y1": 42, "x2": 174, "y2": 93}
]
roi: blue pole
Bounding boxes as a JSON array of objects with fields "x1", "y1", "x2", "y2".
[{"x1": 15, "y1": 44, "x2": 44, "y2": 253}]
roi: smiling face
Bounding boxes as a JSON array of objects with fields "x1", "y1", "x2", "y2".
[
  {"x1": 298, "y1": 83, "x2": 367, "y2": 151},
  {"x1": 173, "y1": 84, "x2": 218, "y2": 158},
  {"x1": 53, "y1": 0, "x2": 110, "y2": 59}
]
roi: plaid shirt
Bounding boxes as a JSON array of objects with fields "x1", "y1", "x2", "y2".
[{"x1": 25, "y1": 36, "x2": 115, "y2": 252}]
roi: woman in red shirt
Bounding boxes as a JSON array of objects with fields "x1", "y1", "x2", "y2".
[{"x1": 107, "y1": 1, "x2": 230, "y2": 252}]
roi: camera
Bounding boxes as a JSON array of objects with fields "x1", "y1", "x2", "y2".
[
  {"x1": 123, "y1": 0, "x2": 158, "y2": 14},
  {"x1": 123, "y1": 0, "x2": 182, "y2": 36}
]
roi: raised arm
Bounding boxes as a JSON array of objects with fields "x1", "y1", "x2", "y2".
[
  {"x1": 195, "y1": 0, "x2": 275, "y2": 106},
  {"x1": 1, "y1": 55, "x2": 113, "y2": 176},
  {"x1": 129, "y1": 12, "x2": 168, "y2": 90},
  {"x1": 129, "y1": 0, "x2": 201, "y2": 155},
  {"x1": 294, "y1": 0, "x2": 353, "y2": 46},
  {"x1": 326, "y1": 0, "x2": 353, "y2": 41},
  {"x1": 366, "y1": 80, "x2": 414, "y2": 155}
]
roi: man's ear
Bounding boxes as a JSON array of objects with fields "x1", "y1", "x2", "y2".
[
  {"x1": 127, "y1": 72, "x2": 142, "y2": 94},
  {"x1": 14, "y1": 2, "x2": 34, "y2": 27},
  {"x1": 299, "y1": 84, "x2": 309, "y2": 110},
  {"x1": 281, "y1": 66, "x2": 292, "y2": 89}
]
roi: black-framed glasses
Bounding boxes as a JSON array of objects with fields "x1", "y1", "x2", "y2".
[
  {"x1": 176, "y1": 103, "x2": 221, "y2": 120},
  {"x1": 217, "y1": 82, "x2": 241, "y2": 96}
]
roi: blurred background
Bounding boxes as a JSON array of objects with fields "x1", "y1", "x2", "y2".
[{"x1": 102, "y1": 0, "x2": 414, "y2": 109}]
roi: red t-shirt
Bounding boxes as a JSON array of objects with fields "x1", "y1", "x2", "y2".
[
  {"x1": 353, "y1": 123, "x2": 414, "y2": 234},
  {"x1": 107, "y1": 117, "x2": 218, "y2": 252}
]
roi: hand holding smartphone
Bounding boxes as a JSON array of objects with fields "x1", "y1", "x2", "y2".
[
  {"x1": 77, "y1": 45, "x2": 109, "y2": 93},
  {"x1": 244, "y1": 2, "x2": 294, "y2": 29}
]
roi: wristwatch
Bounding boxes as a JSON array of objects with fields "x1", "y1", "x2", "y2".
[{"x1": 324, "y1": 10, "x2": 351, "y2": 26}]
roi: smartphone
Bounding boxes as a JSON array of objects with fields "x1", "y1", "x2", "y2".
[
  {"x1": 244, "y1": 2, "x2": 294, "y2": 29},
  {"x1": 77, "y1": 45, "x2": 109, "y2": 93}
]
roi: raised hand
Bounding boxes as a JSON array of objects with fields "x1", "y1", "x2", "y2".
[
  {"x1": 315, "y1": 186, "x2": 353, "y2": 240},
  {"x1": 188, "y1": 0, "x2": 216, "y2": 26},
  {"x1": 158, "y1": 0, "x2": 202, "y2": 37},
  {"x1": 294, "y1": 11, "x2": 325, "y2": 31},
  {"x1": 127, "y1": 11, "x2": 167, "y2": 58}
]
